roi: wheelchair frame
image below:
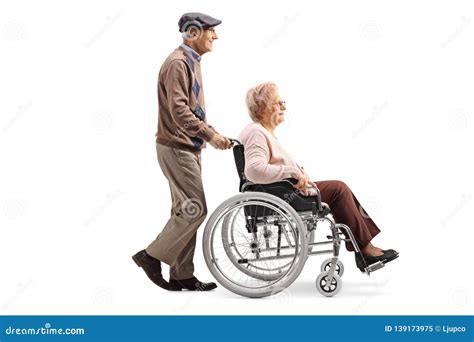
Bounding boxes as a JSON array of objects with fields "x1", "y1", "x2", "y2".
[{"x1": 202, "y1": 140, "x2": 384, "y2": 298}]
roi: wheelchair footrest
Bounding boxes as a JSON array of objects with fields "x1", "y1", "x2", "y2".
[{"x1": 365, "y1": 261, "x2": 384, "y2": 273}]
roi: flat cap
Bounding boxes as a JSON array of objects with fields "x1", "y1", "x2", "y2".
[{"x1": 178, "y1": 12, "x2": 222, "y2": 32}]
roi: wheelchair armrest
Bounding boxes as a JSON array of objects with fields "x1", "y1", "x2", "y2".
[
  {"x1": 242, "y1": 178, "x2": 297, "y2": 191},
  {"x1": 244, "y1": 178, "x2": 323, "y2": 213},
  {"x1": 243, "y1": 178, "x2": 295, "y2": 191},
  {"x1": 241, "y1": 181, "x2": 255, "y2": 192}
]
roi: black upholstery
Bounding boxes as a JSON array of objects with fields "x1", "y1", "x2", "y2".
[
  {"x1": 232, "y1": 142, "x2": 322, "y2": 213},
  {"x1": 232, "y1": 144, "x2": 247, "y2": 191}
]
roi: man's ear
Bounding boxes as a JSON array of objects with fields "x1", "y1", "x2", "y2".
[
  {"x1": 188, "y1": 27, "x2": 200, "y2": 39},
  {"x1": 182, "y1": 27, "x2": 199, "y2": 41}
]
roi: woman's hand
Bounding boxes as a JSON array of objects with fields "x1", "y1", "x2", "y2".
[
  {"x1": 294, "y1": 167, "x2": 319, "y2": 196},
  {"x1": 294, "y1": 169, "x2": 310, "y2": 191}
]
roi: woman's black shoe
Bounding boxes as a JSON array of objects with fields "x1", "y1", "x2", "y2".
[
  {"x1": 169, "y1": 276, "x2": 217, "y2": 291},
  {"x1": 132, "y1": 249, "x2": 170, "y2": 290},
  {"x1": 355, "y1": 249, "x2": 399, "y2": 272},
  {"x1": 381, "y1": 249, "x2": 399, "y2": 262}
]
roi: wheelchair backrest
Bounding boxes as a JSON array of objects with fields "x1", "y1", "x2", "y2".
[{"x1": 232, "y1": 143, "x2": 247, "y2": 191}]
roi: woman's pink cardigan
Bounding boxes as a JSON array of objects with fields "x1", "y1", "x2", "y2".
[{"x1": 238, "y1": 122, "x2": 302, "y2": 184}]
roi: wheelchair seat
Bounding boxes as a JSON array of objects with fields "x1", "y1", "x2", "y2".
[{"x1": 232, "y1": 141, "x2": 329, "y2": 216}]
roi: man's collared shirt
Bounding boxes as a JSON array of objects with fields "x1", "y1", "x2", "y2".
[{"x1": 180, "y1": 43, "x2": 201, "y2": 62}]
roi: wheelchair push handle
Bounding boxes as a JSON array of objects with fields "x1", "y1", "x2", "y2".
[{"x1": 229, "y1": 138, "x2": 242, "y2": 147}]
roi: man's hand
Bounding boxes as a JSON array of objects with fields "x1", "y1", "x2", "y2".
[{"x1": 209, "y1": 134, "x2": 231, "y2": 150}]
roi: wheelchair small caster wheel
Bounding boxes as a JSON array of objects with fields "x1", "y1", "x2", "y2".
[
  {"x1": 315, "y1": 271, "x2": 342, "y2": 297},
  {"x1": 320, "y1": 258, "x2": 344, "y2": 277}
]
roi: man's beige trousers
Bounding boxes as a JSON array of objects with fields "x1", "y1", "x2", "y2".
[{"x1": 146, "y1": 143, "x2": 207, "y2": 280}]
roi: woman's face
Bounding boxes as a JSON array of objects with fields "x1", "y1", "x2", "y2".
[{"x1": 263, "y1": 91, "x2": 286, "y2": 128}]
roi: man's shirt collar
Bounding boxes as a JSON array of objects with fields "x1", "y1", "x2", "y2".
[{"x1": 180, "y1": 43, "x2": 201, "y2": 62}]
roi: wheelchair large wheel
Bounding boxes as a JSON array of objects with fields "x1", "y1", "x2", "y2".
[
  {"x1": 221, "y1": 208, "x2": 315, "y2": 281},
  {"x1": 203, "y1": 192, "x2": 308, "y2": 298},
  {"x1": 221, "y1": 208, "x2": 279, "y2": 281}
]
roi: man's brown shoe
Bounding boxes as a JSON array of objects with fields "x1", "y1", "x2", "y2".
[
  {"x1": 169, "y1": 276, "x2": 217, "y2": 291},
  {"x1": 132, "y1": 249, "x2": 170, "y2": 290}
]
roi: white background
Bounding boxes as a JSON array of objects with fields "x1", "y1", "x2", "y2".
[{"x1": 1, "y1": 0, "x2": 473, "y2": 315}]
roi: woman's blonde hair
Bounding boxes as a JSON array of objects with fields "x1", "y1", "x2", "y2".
[{"x1": 245, "y1": 82, "x2": 278, "y2": 122}]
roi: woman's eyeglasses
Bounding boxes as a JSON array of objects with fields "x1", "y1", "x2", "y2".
[{"x1": 272, "y1": 100, "x2": 286, "y2": 108}]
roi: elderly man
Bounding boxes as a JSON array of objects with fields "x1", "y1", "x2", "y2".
[{"x1": 133, "y1": 13, "x2": 230, "y2": 291}]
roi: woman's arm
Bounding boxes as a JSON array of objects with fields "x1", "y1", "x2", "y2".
[{"x1": 243, "y1": 130, "x2": 301, "y2": 184}]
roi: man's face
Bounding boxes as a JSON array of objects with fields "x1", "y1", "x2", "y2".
[{"x1": 192, "y1": 27, "x2": 218, "y2": 54}]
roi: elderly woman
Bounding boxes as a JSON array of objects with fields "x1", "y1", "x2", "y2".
[{"x1": 238, "y1": 82, "x2": 398, "y2": 271}]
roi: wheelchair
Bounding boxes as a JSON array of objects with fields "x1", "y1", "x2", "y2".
[{"x1": 202, "y1": 139, "x2": 385, "y2": 298}]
